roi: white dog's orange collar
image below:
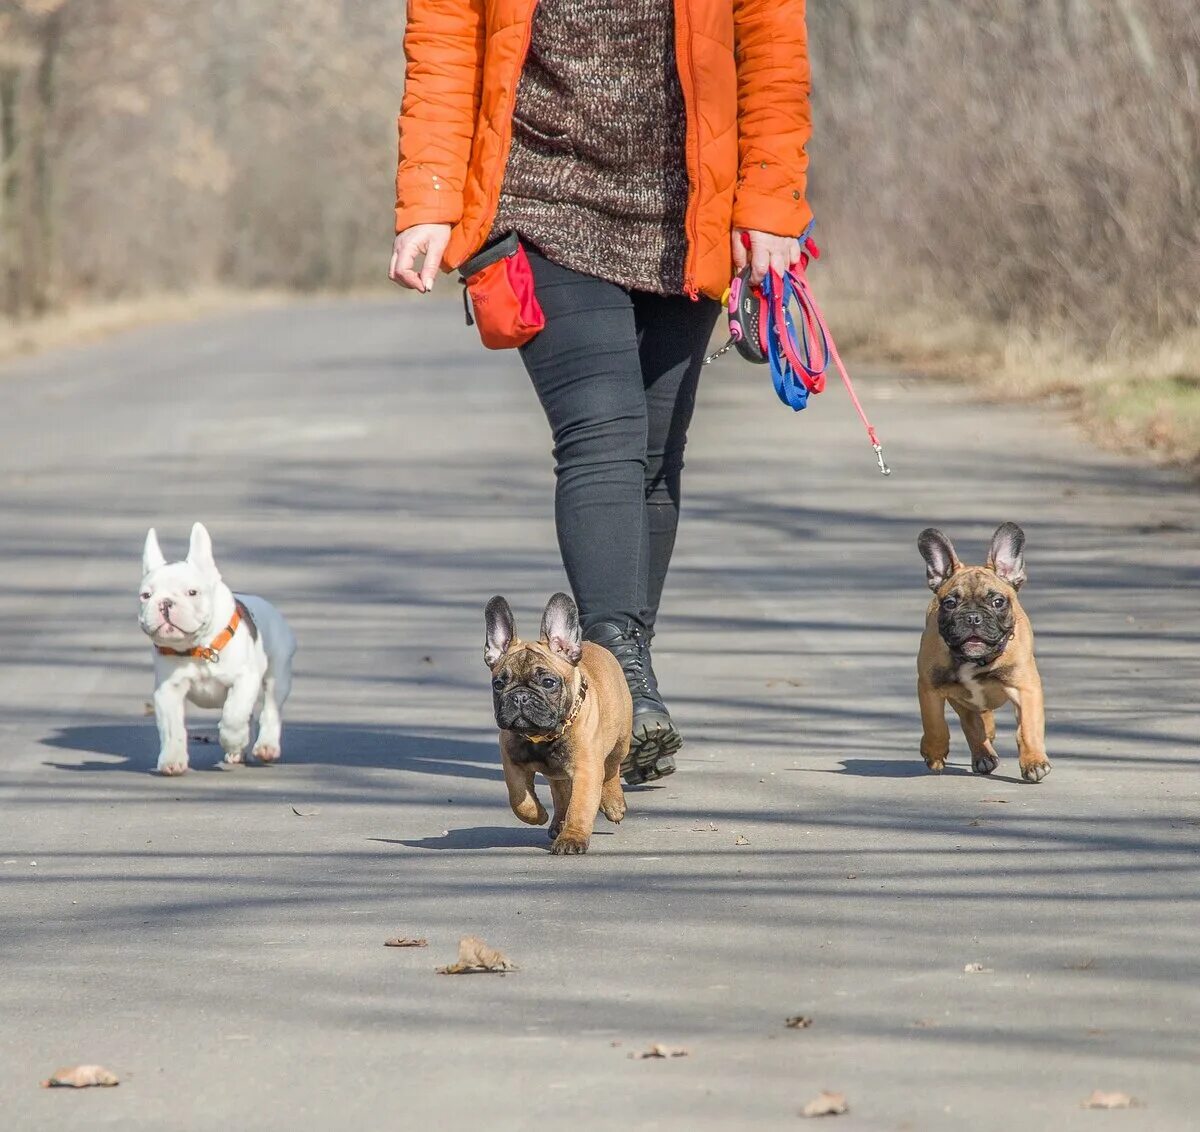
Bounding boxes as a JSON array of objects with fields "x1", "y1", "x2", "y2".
[{"x1": 158, "y1": 601, "x2": 249, "y2": 663}]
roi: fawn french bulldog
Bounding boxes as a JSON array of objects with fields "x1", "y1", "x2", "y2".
[
  {"x1": 485, "y1": 593, "x2": 633, "y2": 854},
  {"x1": 917, "y1": 523, "x2": 1051, "y2": 783}
]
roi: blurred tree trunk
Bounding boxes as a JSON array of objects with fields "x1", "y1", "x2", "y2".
[{"x1": 0, "y1": 0, "x2": 67, "y2": 316}]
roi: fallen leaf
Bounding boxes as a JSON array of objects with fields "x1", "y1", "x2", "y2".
[
  {"x1": 978, "y1": 798, "x2": 1009, "y2": 804},
  {"x1": 41, "y1": 1065, "x2": 119, "y2": 1089},
  {"x1": 290, "y1": 807, "x2": 319, "y2": 817},
  {"x1": 963, "y1": 963, "x2": 993, "y2": 973},
  {"x1": 845, "y1": 873, "x2": 858, "y2": 880},
  {"x1": 734, "y1": 835, "x2": 750, "y2": 846},
  {"x1": 384, "y1": 937, "x2": 428, "y2": 948},
  {"x1": 1082, "y1": 1090, "x2": 1134, "y2": 1110},
  {"x1": 142, "y1": 702, "x2": 155, "y2": 716},
  {"x1": 1065, "y1": 957, "x2": 1096, "y2": 971},
  {"x1": 801, "y1": 1090, "x2": 848, "y2": 1117},
  {"x1": 629, "y1": 1043, "x2": 688, "y2": 1059},
  {"x1": 785, "y1": 1016, "x2": 813, "y2": 1029},
  {"x1": 436, "y1": 935, "x2": 516, "y2": 974}
]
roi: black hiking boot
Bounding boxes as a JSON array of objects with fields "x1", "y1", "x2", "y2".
[{"x1": 584, "y1": 620, "x2": 681, "y2": 785}]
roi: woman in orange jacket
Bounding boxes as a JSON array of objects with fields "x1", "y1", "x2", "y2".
[{"x1": 391, "y1": 0, "x2": 813, "y2": 785}]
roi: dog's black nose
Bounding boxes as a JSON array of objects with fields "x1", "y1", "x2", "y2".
[
  {"x1": 160, "y1": 598, "x2": 173, "y2": 610},
  {"x1": 512, "y1": 690, "x2": 532, "y2": 706},
  {"x1": 964, "y1": 611, "x2": 983, "y2": 627}
]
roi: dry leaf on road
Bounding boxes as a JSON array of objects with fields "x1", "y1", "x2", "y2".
[
  {"x1": 629, "y1": 1043, "x2": 688, "y2": 1059},
  {"x1": 1064, "y1": 957, "x2": 1096, "y2": 971},
  {"x1": 785, "y1": 1016, "x2": 813, "y2": 1029},
  {"x1": 1082, "y1": 1090, "x2": 1135, "y2": 1109},
  {"x1": 384, "y1": 937, "x2": 428, "y2": 948},
  {"x1": 963, "y1": 963, "x2": 993, "y2": 973},
  {"x1": 978, "y1": 798, "x2": 1009, "y2": 804},
  {"x1": 290, "y1": 807, "x2": 319, "y2": 817},
  {"x1": 41, "y1": 1065, "x2": 119, "y2": 1089},
  {"x1": 734, "y1": 835, "x2": 750, "y2": 846},
  {"x1": 801, "y1": 1090, "x2": 848, "y2": 1117},
  {"x1": 436, "y1": 936, "x2": 516, "y2": 974}
]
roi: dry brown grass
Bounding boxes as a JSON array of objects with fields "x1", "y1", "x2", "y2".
[{"x1": 822, "y1": 287, "x2": 1200, "y2": 467}]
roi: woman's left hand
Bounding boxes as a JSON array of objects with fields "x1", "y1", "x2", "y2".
[{"x1": 732, "y1": 229, "x2": 801, "y2": 287}]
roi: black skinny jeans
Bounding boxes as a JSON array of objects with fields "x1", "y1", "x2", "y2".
[{"x1": 518, "y1": 250, "x2": 721, "y2": 636}]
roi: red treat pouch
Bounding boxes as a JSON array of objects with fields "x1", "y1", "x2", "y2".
[{"x1": 458, "y1": 232, "x2": 545, "y2": 350}]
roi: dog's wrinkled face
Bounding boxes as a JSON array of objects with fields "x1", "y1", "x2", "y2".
[
  {"x1": 484, "y1": 593, "x2": 582, "y2": 735},
  {"x1": 919, "y1": 523, "x2": 1027, "y2": 662},
  {"x1": 138, "y1": 523, "x2": 221, "y2": 647}
]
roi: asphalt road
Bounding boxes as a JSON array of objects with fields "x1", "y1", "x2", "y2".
[{"x1": 1, "y1": 296, "x2": 1197, "y2": 1131}]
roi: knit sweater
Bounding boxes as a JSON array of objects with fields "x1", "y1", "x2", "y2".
[{"x1": 489, "y1": 0, "x2": 690, "y2": 295}]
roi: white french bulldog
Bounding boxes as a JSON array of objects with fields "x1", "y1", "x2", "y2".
[{"x1": 139, "y1": 522, "x2": 296, "y2": 775}]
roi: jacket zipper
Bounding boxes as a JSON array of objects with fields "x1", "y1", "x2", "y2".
[
  {"x1": 672, "y1": 0, "x2": 701, "y2": 300},
  {"x1": 480, "y1": 0, "x2": 540, "y2": 245}
]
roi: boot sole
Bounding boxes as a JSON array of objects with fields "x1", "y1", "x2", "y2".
[{"x1": 621, "y1": 722, "x2": 682, "y2": 786}]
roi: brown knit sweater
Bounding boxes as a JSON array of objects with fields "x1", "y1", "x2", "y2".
[{"x1": 489, "y1": 0, "x2": 690, "y2": 295}]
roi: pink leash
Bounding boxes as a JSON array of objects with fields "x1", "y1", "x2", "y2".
[{"x1": 781, "y1": 241, "x2": 891, "y2": 476}]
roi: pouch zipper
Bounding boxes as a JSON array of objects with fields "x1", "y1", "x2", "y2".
[{"x1": 672, "y1": 0, "x2": 701, "y2": 300}]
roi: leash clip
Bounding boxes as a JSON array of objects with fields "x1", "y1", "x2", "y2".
[
  {"x1": 197, "y1": 646, "x2": 219, "y2": 663},
  {"x1": 704, "y1": 336, "x2": 735, "y2": 366},
  {"x1": 872, "y1": 443, "x2": 892, "y2": 477}
]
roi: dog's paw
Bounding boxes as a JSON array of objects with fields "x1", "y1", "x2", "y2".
[
  {"x1": 222, "y1": 750, "x2": 245, "y2": 765},
  {"x1": 1020, "y1": 756, "x2": 1051, "y2": 783},
  {"x1": 252, "y1": 744, "x2": 282, "y2": 764},
  {"x1": 549, "y1": 832, "x2": 590, "y2": 855},
  {"x1": 548, "y1": 821, "x2": 564, "y2": 840},
  {"x1": 972, "y1": 753, "x2": 999, "y2": 775},
  {"x1": 600, "y1": 796, "x2": 626, "y2": 823},
  {"x1": 923, "y1": 757, "x2": 946, "y2": 774},
  {"x1": 514, "y1": 802, "x2": 549, "y2": 826},
  {"x1": 156, "y1": 759, "x2": 188, "y2": 776},
  {"x1": 219, "y1": 725, "x2": 250, "y2": 756}
]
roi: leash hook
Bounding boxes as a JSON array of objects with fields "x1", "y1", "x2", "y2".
[
  {"x1": 872, "y1": 443, "x2": 892, "y2": 477},
  {"x1": 704, "y1": 336, "x2": 735, "y2": 366}
]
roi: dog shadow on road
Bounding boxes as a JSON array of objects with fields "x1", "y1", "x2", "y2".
[
  {"x1": 834, "y1": 757, "x2": 1027, "y2": 785},
  {"x1": 39, "y1": 722, "x2": 502, "y2": 781},
  {"x1": 376, "y1": 827, "x2": 616, "y2": 851}
]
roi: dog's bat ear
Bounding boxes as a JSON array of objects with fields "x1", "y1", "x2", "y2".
[
  {"x1": 540, "y1": 592, "x2": 582, "y2": 665},
  {"x1": 484, "y1": 596, "x2": 515, "y2": 667},
  {"x1": 142, "y1": 528, "x2": 166, "y2": 576},
  {"x1": 987, "y1": 522, "x2": 1027, "y2": 590},
  {"x1": 186, "y1": 522, "x2": 220, "y2": 579},
  {"x1": 918, "y1": 528, "x2": 962, "y2": 591}
]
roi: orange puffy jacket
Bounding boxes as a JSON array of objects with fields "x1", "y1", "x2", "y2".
[{"x1": 396, "y1": 0, "x2": 812, "y2": 301}]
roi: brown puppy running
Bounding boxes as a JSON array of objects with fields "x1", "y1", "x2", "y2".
[
  {"x1": 484, "y1": 593, "x2": 633, "y2": 854},
  {"x1": 916, "y1": 523, "x2": 1051, "y2": 783}
]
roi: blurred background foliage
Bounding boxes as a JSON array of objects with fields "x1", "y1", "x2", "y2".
[{"x1": 0, "y1": 0, "x2": 1195, "y2": 365}]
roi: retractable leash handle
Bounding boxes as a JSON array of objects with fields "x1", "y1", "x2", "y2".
[{"x1": 705, "y1": 233, "x2": 892, "y2": 477}]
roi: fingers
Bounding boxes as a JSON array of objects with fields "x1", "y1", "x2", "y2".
[
  {"x1": 420, "y1": 228, "x2": 450, "y2": 293},
  {"x1": 731, "y1": 230, "x2": 749, "y2": 273},
  {"x1": 741, "y1": 229, "x2": 802, "y2": 287},
  {"x1": 388, "y1": 225, "x2": 451, "y2": 293},
  {"x1": 389, "y1": 234, "x2": 424, "y2": 291},
  {"x1": 749, "y1": 239, "x2": 772, "y2": 287}
]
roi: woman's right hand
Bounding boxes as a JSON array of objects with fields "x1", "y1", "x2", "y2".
[{"x1": 389, "y1": 223, "x2": 453, "y2": 293}]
